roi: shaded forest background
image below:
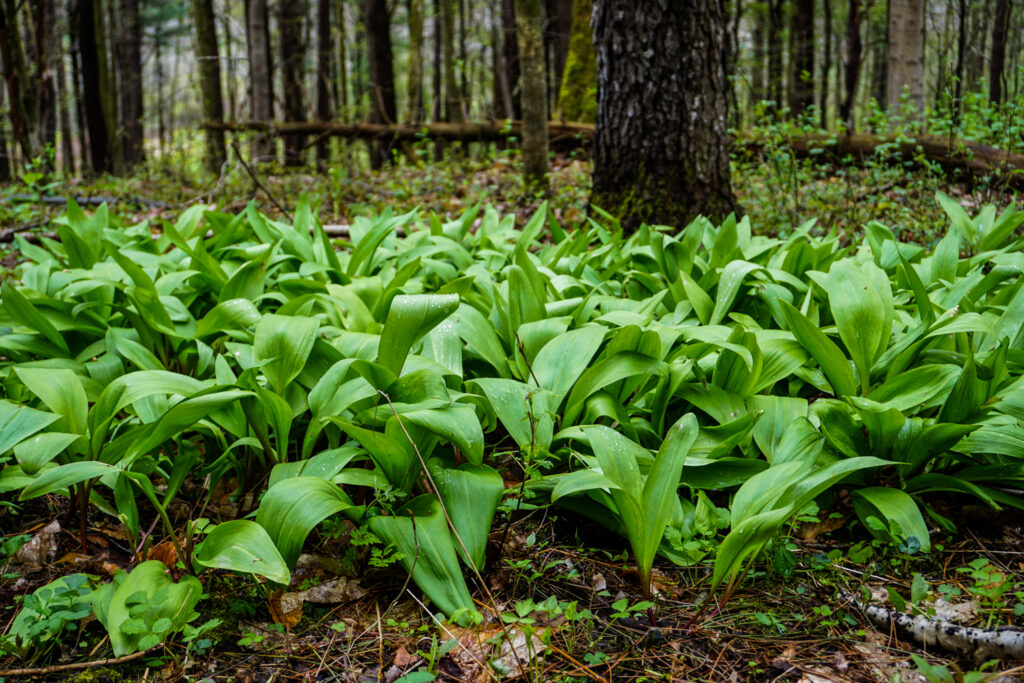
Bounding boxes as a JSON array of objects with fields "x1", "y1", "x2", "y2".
[{"x1": 0, "y1": 0, "x2": 1022, "y2": 182}]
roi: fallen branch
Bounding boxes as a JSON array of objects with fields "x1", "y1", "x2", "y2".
[
  {"x1": 853, "y1": 596, "x2": 1024, "y2": 660},
  {"x1": 6, "y1": 194, "x2": 169, "y2": 208},
  {"x1": 0, "y1": 646, "x2": 157, "y2": 677}
]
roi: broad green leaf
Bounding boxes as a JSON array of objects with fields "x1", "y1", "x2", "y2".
[
  {"x1": 1, "y1": 281, "x2": 70, "y2": 354},
  {"x1": 195, "y1": 520, "x2": 292, "y2": 585},
  {"x1": 20, "y1": 460, "x2": 115, "y2": 500},
  {"x1": 254, "y1": 314, "x2": 320, "y2": 395},
  {"x1": 256, "y1": 476, "x2": 353, "y2": 568},
  {"x1": 428, "y1": 461, "x2": 504, "y2": 571},
  {"x1": 0, "y1": 399, "x2": 60, "y2": 456},
  {"x1": 531, "y1": 326, "x2": 606, "y2": 399},
  {"x1": 14, "y1": 368, "x2": 88, "y2": 437},
  {"x1": 779, "y1": 300, "x2": 857, "y2": 397},
  {"x1": 852, "y1": 487, "x2": 931, "y2": 552},
  {"x1": 377, "y1": 294, "x2": 460, "y2": 376}
]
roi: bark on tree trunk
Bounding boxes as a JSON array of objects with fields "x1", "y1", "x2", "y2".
[
  {"x1": 77, "y1": 0, "x2": 109, "y2": 172},
  {"x1": 870, "y1": 7, "x2": 887, "y2": 112},
  {"x1": 191, "y1": 0, "x2": 226, "y2": 173},
  {"x1": 820, "y1": 0, "x2": 832, "y2": 127},
  {"x1": 766, "y1": 0, "x2": 784, "y2": 107},
  {"x1": 279, "y1": 0, "x2": 307, "y2": 166},
  {"x1": 501, "y1": 0, "x2": 521, "y2": 118},
  {"x1": 407, "y1": 0, "x2": 425, "y2": 123},
  {"x1": 955, "y1": 0, "x2": 966, "y2": 122},
  {"x1": 0, "y1": 0, "x2": 39, "y2": 161},
  {"x1": 555, "y1": 0, "x2": 595, "y2": 122},
  {"x1": 751, "y1": 2, "x2": 766, "y2": 105},
  {"x1": 32, "y1": 0, "x2": 59, "y2": 158},
  {"x1": 788, "y1": 0, "x2": 815, "y2": 114},
  {"x1": 245, "y1": 0, "x2": 274, "y2": 161},
  {"x1": 116, "y1": 0, "x2": 143, "y2": 168},
  {"x1": 441, "y1": 0, "x2": 463, "y2": 122},
  {"x1": 336, "y1": 0, "x2": 348, "y2": 113},
  {"x1": 840, "y1": 0, "x2": 862, "y2": 130},
  {"x1": 316, "y1": 0, "x2": 333, "y2": 166},
  {"x1": 57, "y1": 4, "x2": 75, "y2": 173},
  {"x1": 99, "y1": 0, "x2": 121, "y2": 173},
  {"x1": 514, "y1": 0, "x2": 548, "y2": 190},
  {"x1": 989, "y1": 0, "x2": 1009, "y2": 103},
  {"x1": 591, "y1": 0, "x2": 738, "y2": 230},
  {"x1": 887, "y1": 0, "x2": 924, "y2": 117},
  {"x1": 68, "y1": 0, "x2": 88, "y2": 164},
  {"x1": 365, "y1": 0, "x2": 397, "y2": 167}
]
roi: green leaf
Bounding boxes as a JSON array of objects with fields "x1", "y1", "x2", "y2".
[
  {"x1": 14, "y1": 368, "x2": 88, "y2": 437},
  {"x1": 531, "y1": 326, "x2": 606, "y2": 400},
  {"x1": 428, "y1": 462, "x2": 504, "y2": 571},
  {"x1": 377, "y1": 294, "x2": 460, "y2": 376},
  {"x1": 0, "y1": 399, "x2": 60, "y2": 456},
  {"x1": 254, "y1": 314, "x2": 321, "y2": 395},
  {"x1": 195, "y1": 520, "x2": 292, "y2": 585},
  {"x1": 15, "y1": 432, "x2": 80, "y2": 476},
  {"x1": 779, "y1": 300, "x2": 857, "y2": 397},
  {"x1": 256, "y1": 476, "x2": 353, "y2": 568},
  {"x1": 20, "y1": 461, "x2": 115, "y2": 499},
  {"x1": 852, "y1": 487, "x2": 931, "y2": 552},
  {"x1": 1, "y1": 281, "x2": 70, "y2": 354},
  {"x1": 368, "y1": 495, "x2": 480, "y2": 625}
]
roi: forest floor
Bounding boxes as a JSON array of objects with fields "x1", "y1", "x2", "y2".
[{"x1": 2, "y1": 152, "x2": 1024, "y2": 682}]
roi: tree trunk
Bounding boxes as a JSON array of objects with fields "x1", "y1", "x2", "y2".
[
  {"x1": 870, "y1": 6, "x2": 887, "y2": 111},
  {"x1": 820, "y1": 0, "x2": 832, "y2": 127},
  {"x1": 68, "y1": 0, "x2": 88, "y2": 164},
  {"x1": 502, "y1": 0, "x2": 520, "y2": 118},
  {"x1": 887, "y1": 0, "x2": 924, "y2": 117},
  {"x1": 989, "y1": 0, "x2": 1009, "y2": 103},
  {"x1": 100, "y1": 0, "x2": 121, "y2": 173},
  {"x1": 954, "y1": 0, "x2": 966, "y2": 122},
  {"x1": 514, "y1": 0, "x2": 548, "y2": 190},
  {"x1": 32, "y1": 0, "x2": 59, "y2": 158},
  {"x1": 336, "y1": 0, "x2": 348, "y2": 113},
  {"x1": 544, "y1": 0, "x2": 571, "y2": 108},
  {"x1": 440, "y1": 0, "x2": 463, "y2": 122},
  {"x1": 555, "y1": 0, "x2": 595, "y2": 122},
  {"x1": 316, "y1": 0, "x2": 333, "y2": 166},
  {"x1": 840, "y1": 0, "x2": 862, "y2": 130},
  {"x1": 788, "y1": 0, "x2": 815, "y2": 115},
  {"x1": 751, "y1": 2, "x2": 766, "y2": 105},
  {"x1": 407, "y1": 0, "x2": 425, "y2": 122},
  {"x1": 191, "y1": 0, "x2": 226, "y2": 173},
  {"x1": 57, "y1": 4, "x2": 75, "y2": 173},
  {"x1": 458, "y1": 0, "x2": 469, "y2": 110},
  {"x1": 364, "y1": 0, "x2": 397, "y2": 167},
  {"x1": 0, "y1": 0, "x2": 39, "y2": 161},
  {"x1": 77, "y1": 0, "x2": 110, "y2": 172},
  {"x1": 116, "y1": 0, "x2": 143, "y2": 168},
  {"x1": 0, "y1": 81, "x2": 8, "y2": 179},
  {"x1": 245, "y1": 0, "x2": 274, "y2": 161},
  {"x1": 279, "y1": 0, "x2": 307, "y2": 166},
  {"x1": 591, "y1": 0, "x2": 738, "y2": 229},
  {"x1": 766, "y1": 0, "x2": 784, "y2": 108}
]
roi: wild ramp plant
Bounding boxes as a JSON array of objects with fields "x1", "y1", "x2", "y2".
[{"x1": 1, "y1": 193, "x2": 1024, "y2": 643}]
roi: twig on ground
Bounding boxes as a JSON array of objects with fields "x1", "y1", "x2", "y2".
[
  {"x1": 230, "y1": 141, "x2": 293, "y2": 221},
  {"x1": 0, "y1": 647, "x2": 158, "y2": 677}
]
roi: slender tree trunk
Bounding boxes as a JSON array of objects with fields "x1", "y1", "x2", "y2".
[
  {"x1": 57, "y1": 9, "x2": 75, "y2": 173},
  {"x1": 245, "y1": 0, "x2": 274, "y2": 161},
  {"x1": 279, "y1": 0, "x2": 307, "y2": 166},
  {"x1": 789, "y1": 0, "x2": 815, "y2": 114},
  {"x1": 458, "y1": 0, "x2": 469, "y2": 110},
  {"x1": 68, "y1": 0, "x2": 88, "y2": 164},
  {"x1": 555, "y1": 0, "x2": 595, "y2": 121},
  {"x1": 591, "y1": 0, "x2": 738, "y2": 229},
  {"x1": 115, "y1": 0, "x2": 143, "y2": 167},
  {"x1": 223, "y1": 1, "x2": 236, "y2": 121},
  {"x1": 990, "y1": 0, "x2": 1010, "y2": 103},
  {"x1": 432, "y1": 0, "x2": 444, "y2": 158},
  {"x1": 316, "y1": 0, "x2": 333, "y2": 166},
  {"x1": 191, "y1": 0, "x2": 226, "y2": 172},
  {"x1": 766, "y1": 0, "x2": 784, "y2": 108},
  {"x1": 0, "y1": 80, "x2": 9, "y2": 179},
  {"x1": 840, "y1": 0, "x2": 863, "y2": 130},
  {"x1": 870, "y1": 6, "x2": 887, "y2": 111},
  {"x1": 100, "y1": 0, "x2": 122, "y2": 173},
  {"x1": 155, "y1": 32, "x2": 165, "y2": 156},
  {"x1": 887, "y1": 0, "x2": 925, "y2": 117},
  {"x1": 364, "y1": 0, "x2": 397, "y2": 167},
  {"x1": 514, "y1": 0, "x2": 547, "y2": 190},
  {"x1": 954, "y1": 0, "x2": 966, "y2": 122},
  {"x1": 336, "y1": 0, "x2": 348, "y2": 113},
  {"x1": 751, "y1": 3, "x2": 766, "y2": 105},
  {"x1": 33, "y1": 0, "x2": 59, "y2": 157},
  {"x1": 440, "y1": 0, "x2": 463, "y2": 122},
  {"x1": 820, "y1": 0, "x2": 832, "y2": 127},
  {"x1": 543, "y1": 0, "x2": 571, "y2": 109},
  {"x1": 501, "y1": 0, "x2": 521, "y2": 118},
  {"x1": 408, "y1": 0, "x2": 425, "y2": 122}
]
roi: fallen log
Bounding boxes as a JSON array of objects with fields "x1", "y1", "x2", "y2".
[
  {"x1": 5, "y1": 194, "x2": 169, "y2": 208},
  {"x1": 204, "y1": 121, "x2": 1024, "y2": 187}
]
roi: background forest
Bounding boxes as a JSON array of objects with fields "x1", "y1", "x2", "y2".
[{"x1": 4, "y1": 1, "x2": 1024, "y2": 682}]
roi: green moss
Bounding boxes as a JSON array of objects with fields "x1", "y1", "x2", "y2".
[{"x1": 556, "y1": 0, "x2": 597, "y2": 123}]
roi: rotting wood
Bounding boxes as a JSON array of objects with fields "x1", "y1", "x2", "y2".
[{"x1": 852, "y1": 595, "x2": 1024, "y2": 660}]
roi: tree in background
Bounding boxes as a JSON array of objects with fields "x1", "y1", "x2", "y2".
[
  {"x1": 407, "y1": 0, "x2": 425, "y2": 124},
  {"x1": 887, "y1": 0, "x2": 925, "y2": 117},
  {"x1": 191, "y1": 0, "x2": 225, "y2": 173},
  {"x1": 788, "y1": 0, "x2": 815, "y2": 115},
  {"x1": 279, "y1": 0, "x2": 307, "y2": 166},
  {"x1": 245, "y1": 0, "x2": 274, "y2": 162},
  {"x1": 989, "y1": 0, "x2": 1010, "y2": 103},
  {"x1": 316, "y1": 0, "x2": 333, "y2": 167},
  {"x1": 365, "y1": 0, "x2": 397, "y2": 168},
  {"x1": 116, "y1": 0, "x2": 144, "y2": 168},
  {"x1": 514, "y1": 0, "x2": 548, "y2": 190},
  {"x1": 556, "y1": 0, "x2": 596, "y2": 122},
  {"x1": 591, "y1": 0, "x2": 738, "y2": 229}
]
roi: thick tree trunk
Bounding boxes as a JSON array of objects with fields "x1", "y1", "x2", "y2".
[
  {"x1": 840, "y1": 0, "x2": 862, "y2": 130},
  {"x1": 788, "y1": 0, "x2": 815, "y2": 114},
  {"x1": 364, "y1": 0, "x2": 397, "y2": 168},
  {"x1": 99, "y1": 0, "x2": 121, "y2": 173},
  {"x1": 887, "y1": 0, "x2": 924, "y2": 117},
  {"x1": 514, "y1": 0, "x2": 548, "y2": 190},
  {"x1": 68, "y1": 0, "x2": 89, "y2": 164},
  {"x1": 555, "y1": 0, "x2": 595, "y2": 122},
  {"x1": 191, "y1": 0, "x2": 225, "y2": 173},
  {"x1": 0, "y1": 0, "x2": 39, "y2": 161},
  {"x1": 116, "y1": 0, "x2": 143, "y2": 168},
  {"x1": 407, "y1": 0, "x2": 425, "y2": 123},
  {"x1": 245, "y1": 0, "x2": 274, "y2": 161},
  {"x1": 279, "y1": 0, "x2": 307, "y2": 166},
  {"x1": 591, "y1": 0, "x2": 738, "y2": 229},
  {"x1": 77, "y1": 0, "x2": 110, "y2": 172},
  {"x1": 989, "y1": 0, "x2": 1009, "y2": 103},
  {"x1": 316, "y1": 0, "x2": 333, "y2": 166}
]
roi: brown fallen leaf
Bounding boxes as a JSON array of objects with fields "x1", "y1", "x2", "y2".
[
  {"x1": 591, "y1": 572, "x2": 607, "y2": 592},
  {"x1": 148, "y1": 540, "x2": 179, "y2": 567},
  {"x1": 796, "y1": 513, "x2": 846, "y2": 541},
  {"x1": 393, "y1": 646, "x2": 413, "y2": 668},
  {"x1": 268, "y1": 590, "x2": 304, "y2": 629}
]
